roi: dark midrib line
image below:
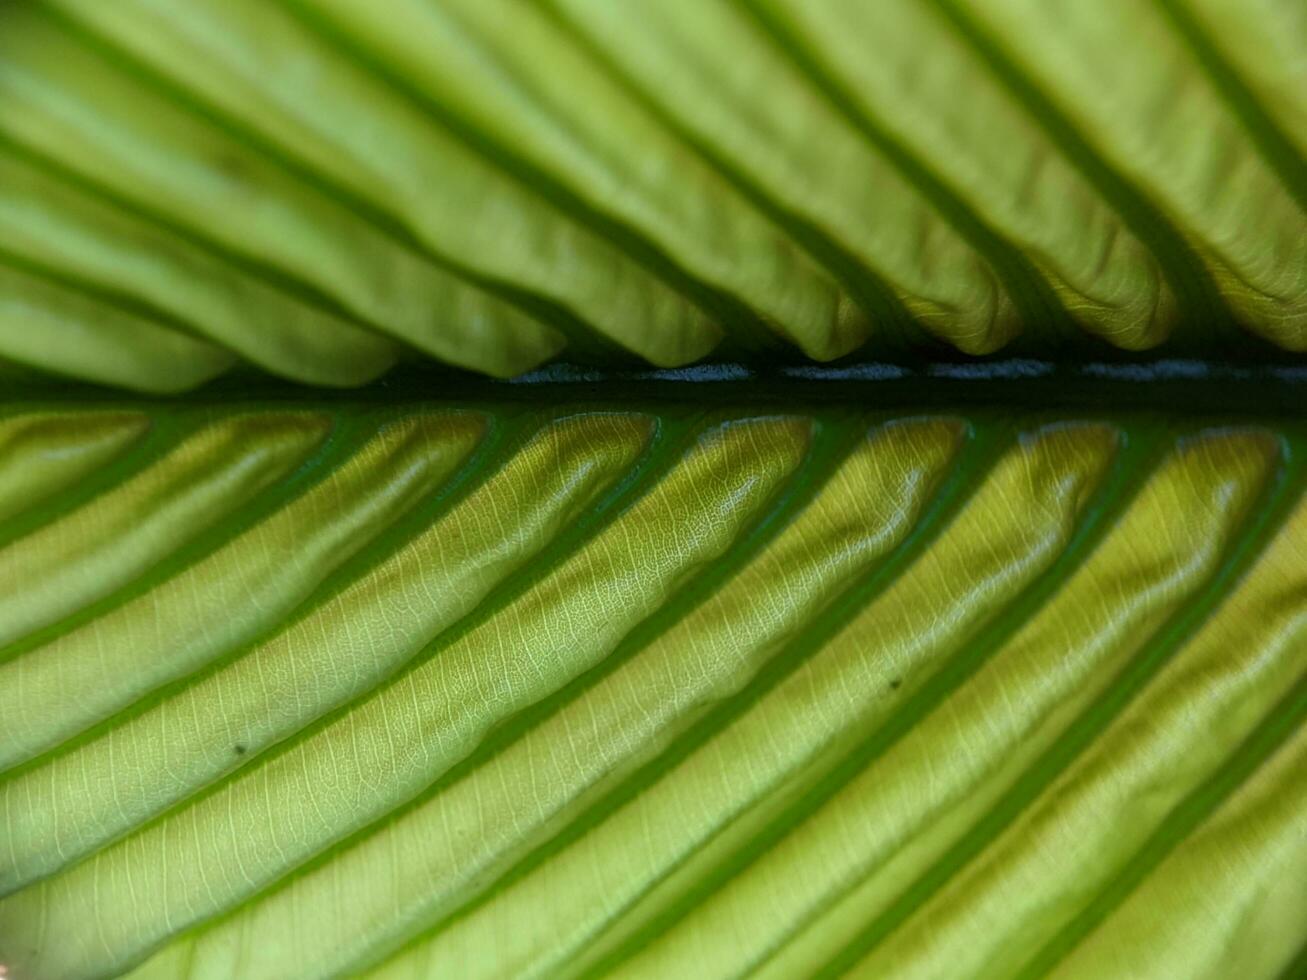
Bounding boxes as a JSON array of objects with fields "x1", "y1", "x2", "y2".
[
  {"x1": 1016, "y1": 671, "x2": 1307, "y2": 979},
  {"x1": 735, "y1": 0, "x2": 1076, "y2": 349},
  {"x1": 578, "y1": 422, "x2": 1159, "y2": 978},
  {"x1": 393, "y1": 420, "x2": 1009, "y2": 974},
  {"x1": 17, "y1": 363, "x2": 1307, "y2": 417},
  {"x1": 39, "y1": 5, "x2": 621, "y2": 363},
  {"x1": 1152, "y1": 0, "x2": 1307, "y2": 214},
  {"x1": 815, "y1": 436, "x2": 1305, "y2": 978},
  {"x1": 280, "y1": 0, "x2": 780, "y2": 356},
  {"x1": 928, "y1": 0, "x2": 1235, "y2": 339},
  {"x1": 537, "y1": 2, "x2": 930, "y2": 359}
]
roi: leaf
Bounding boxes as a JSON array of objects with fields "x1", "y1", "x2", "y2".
[
  {"x1": 0, "y1": 402, "x2": 1303, "y2": 978},
  {"x1": 0, "y1": 1, "x2": 1304, "y2": 977},
  {"x1": 1, "y1": 0, "x2": 1305, "y2": 391}
]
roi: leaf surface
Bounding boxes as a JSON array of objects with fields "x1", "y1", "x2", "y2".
[
  {"x1": 0, "y1": 402, "x2": 1302, "y2": 979},
  {"x1": 1, "y1": 1, "x2": 1304, "y2": 976},
  {"x1": 0, "y1": 0, "x2": 1304, "y2": 389}
]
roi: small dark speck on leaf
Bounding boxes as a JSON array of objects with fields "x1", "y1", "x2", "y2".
[
  {"x1": 889, "y1": 678, "x2": 902, "y2": 690},
  {"x1": 234, "y1": 744, "x2": 247, "y2": 755}
]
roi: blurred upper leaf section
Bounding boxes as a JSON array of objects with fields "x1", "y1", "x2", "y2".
[{"x1": 0, "y1": 0, "x2": 1303, "y2": 392}]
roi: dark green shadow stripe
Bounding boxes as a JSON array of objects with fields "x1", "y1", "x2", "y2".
[
  {"x1": 1153, "y1": 0, "x2": 1307, "y2": 214},
  {"x1": 0, "y1": 127, "x2": 422, "y2": 366},
  {"x1": 164, "y1": 405, "x2": 856, "y2": 975},
  {"x1": 0, "y1": 405, "x2": 193, "y2": 550},
  {"x1": 331, "y1": 407, "x2": 866, "y2": 973},
  {"x1": 929, "y1": 0, "x2": 1236, "y2": 348},
  {"x1": 0, "y1": 242, "x2": 226, "y2": 349},
  {"x1": 738, "y1": 0, "x2": 1078, "y2": 350},
  {"x1": 537, "y1": 1, "x2": 931, "y2": 360},
  {"x1": 0, "y1": 407, "x2": 357, "y2": 670},
  {"x1": 0, "y1": 405, "x2": 515, "y2": 790},
  {"x1": 578, "y1": 418, "x2": 1156, "y2": 977},
  {"x1": 39, "y1": 5, "x2": 620, "y2": 363},
  {"x1": 817, "y1": 429, "x2": 1304, "y2": 977},
  {"x1": 1017, "y1": 671, "x2": 1307, "y2": 979},
  {"x1": 403, "y1": 417, "x2": 1009, "y2": 974},
  {"x1": 1274, "y1": 936, "x2": 1307, "y2": 980},
  {"x1": 281, "y1": 0, "x2": 779, "y2": 356},
  {"x1": 1, "y1": 408, "x2": 680, "y2": 929}
]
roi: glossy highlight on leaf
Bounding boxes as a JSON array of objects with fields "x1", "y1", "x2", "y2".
[{"x1": 0, "y1": 402, "x2": 1303, "y2": 979}]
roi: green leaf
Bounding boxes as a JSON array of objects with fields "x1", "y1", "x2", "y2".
[
  {"x1": 0, "y1": 1, "x2": 1304, "y2": 976},
  {"x1": 1, "y1": 0, "x2": 1305, "y2": 390},
  {"x1": 0, "y1": 402, "x2": 1303, "y2": 978}
]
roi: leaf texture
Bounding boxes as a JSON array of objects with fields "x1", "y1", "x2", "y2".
[
  {"x1": 0, "y1": 402, "x2": 1303, "y2": 978},
  {"x1": 0, "y1": 0, "x2": 1304, "y2": 391}
]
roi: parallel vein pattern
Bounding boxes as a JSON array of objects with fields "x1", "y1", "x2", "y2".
[
  {"x1": 0, "y1": 403, "x2": 1303, "y2": 979},
  {"x1": 0, "y1": 0, "x2": 1304, "y2": 391}
]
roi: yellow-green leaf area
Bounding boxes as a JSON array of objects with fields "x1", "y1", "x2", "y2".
[{"x1": 0, "y1": 404, "x2": 1301, "y2": 980}]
